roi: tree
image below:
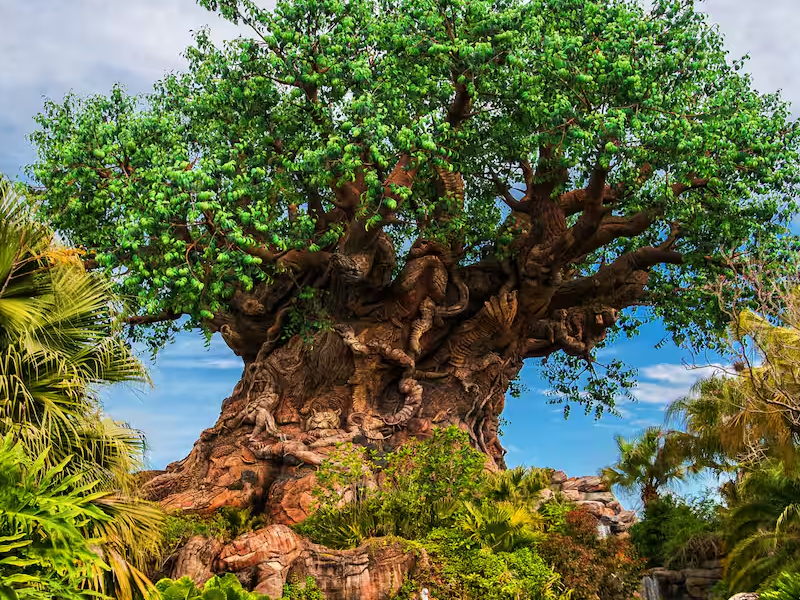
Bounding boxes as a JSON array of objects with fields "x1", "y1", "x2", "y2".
[
  {"x1": 0, "y1": 178, "x2": 163, "y2": 600},
  {"x1": 601, "y1": 427, "x2": 688, "y2": 509},
  {"x1": 28, "y1": 0, "x2": 800, "y2": 516}
]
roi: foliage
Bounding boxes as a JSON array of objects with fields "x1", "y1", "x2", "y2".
[
  {"x1": 154, "y1": 574, "x2": 324, "y2": 600},
  {"x1": 760, "y1": 572, "x2": 800, "y2": 600},
  {"x1": 422, "y1": 527, "x2": 570, "y2": 600},
  {"x1": 0, "y1": 177, "x2": 163, "y2": 600},
  {"x1": 298, "y1": 427, "x2": 486, "y2": 547},
  {"x1": 157, "y1": 508, "x2": 267, "y2": 566},
  {"x1": 0, "y1": 434, "x2": 110, "y2": 600},
  {"x1": 27, "y1": 0, "x2": 800, "y2": 412},
  {"x1": 669, "y1": 284, "x2": 800, "y2": 470},
  {"x1": 281, "y1": 576, "x2": 326, "y2": 600},
  {"x1": 721, "y1": 464, "x2": 800, "y2": 594},
  {"x1": 628, "y1": 494, "x2": 722, "y2": 569},
  {"x1": 457, "y1": 500, "x2": 543, "y2": 552},
  {"x1": 601, "y1": 427, "x2": 689, "y2": 508},
  {"x1": 537, "y1": 508, "x2": 645, "y2": 600}
]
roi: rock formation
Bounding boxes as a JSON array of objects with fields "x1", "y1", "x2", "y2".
[{"x1": 169, "y1": 525, "x2": 423, "y2": 600}]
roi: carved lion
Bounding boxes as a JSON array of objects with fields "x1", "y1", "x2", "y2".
[{"x1": 305, "y1": 409, "x2": 341, "y2": 432}]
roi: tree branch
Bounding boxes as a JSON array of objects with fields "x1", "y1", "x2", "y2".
[{"x1": 126, "y1": 311, "x2": 183, "y2": 326}]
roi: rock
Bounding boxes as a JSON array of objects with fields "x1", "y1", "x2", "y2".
[
  {"x1": 550, "y1": 470, "x2": 568, "y2": 485},
  {"x1": 561, "y1": 489, "x2": 582, "y2": 502},
  {"x1": 650, "y1": 567, "x2": 685, "y2": 585},
  {"x1": 268, "y1": 470, "x2": 318, "y2": 525},
  {"x1": 175, "y1": 526, "x2": 422, "y2": 600},
  {"x1": 170, "y1": 536, "x2": 224, "y2": 586},
  {"x1": 576, "y1": 500, "x2": 606, "y2": 516},
  {"x1": 581, "y1": 491, "x2": 615, "y2": 503},
  {"x1": 288, "y1": 539, "x2": 420, "y2": 600},
  {"x1": 684, "y1": 567, "x2": 723, "y2": 599},
  {"x1": 728, "y1": 594, "x2": 758, "y2": 600},
  {"x1": 560, "y1": 476, "x2": 606, "y2": 493}
]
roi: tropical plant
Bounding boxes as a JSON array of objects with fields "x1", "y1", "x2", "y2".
[
  {"x1": 479, "y1": 466, "x2": 552, "y2": 504},
  {"x1": 154, "y1": 573, "x2": 325, "y2": 600},
  {"x1": 722, "y1": 464, "x2": 800, "y2": 593},
  {"x1": 299, "y1": 427, "x2": 486, "y2": 547},
  {"x1": 457, "y1": 500, "x2": 543, "y2": 552},
  {"x1": 423, "y1": 527, "x2": 570, "y2": 600},
  {"x1": 760, "y1": 571, "x2": 800, "y2": 600},
  {"x1": 628, "y1": 493, "x2": 722, "y2": 569},
  {"x1": 537, "y1": 508, "x2": 644, "y2": 600},
  {"x1": 0, "y1": 434, "x2": 109, "y2": 600},
  {"x1": 601, "y1": 427, "x2": 689, "y2": 509},
  {"x1": 0, "y1": 177, "x2": 163, "y2": 600},
  {"x1": 155, "y1": 573, "x2": 269, "y2": 600},
  {"x1": 669, "y1": 286, "x2": 800, "y2": 471}
]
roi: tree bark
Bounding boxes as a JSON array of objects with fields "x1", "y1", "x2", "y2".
[{"x1": 142, "y1": 308, "x2": 520, "y2": 521}]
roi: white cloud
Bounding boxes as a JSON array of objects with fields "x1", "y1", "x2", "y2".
[{"x1": 633, "y1": 363, "x2": 725, "y2": 404}]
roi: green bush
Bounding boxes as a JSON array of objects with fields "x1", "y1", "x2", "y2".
[
  {"x1": 297, "y1": 427, "x2": 486, "y2": 547},
  {"x1": 761, "y1": 572, "x2": 800, "y2": 600},
  {"x1": 0, "y1": 435, "x2": 111, "y2": 600},
  {"x1": 629, "y1": 494, "x2": 722, "y2": 568},
  {"x1": 421, "y1": 527, "x2": 569, "y2": 600},
  {"x1": 154, "y1": 574, "x2": 324, "y2": 600}
]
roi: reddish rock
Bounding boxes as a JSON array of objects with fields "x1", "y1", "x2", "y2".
[
  {"x1": 170, "y1": 536, "x2": 224, "y2": 586},
  {"x1": 268, "y1": 470, "x2": 318, "y2": 525},
  {"x1": 172, "y1": 527, "x2": 423, "y2": 600},
  {"x1": 550, "y1": 470, "x2": 568, "y2": 485}
]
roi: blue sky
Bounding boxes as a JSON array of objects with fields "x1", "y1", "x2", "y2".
[{"x1": 2, "y1": 0, "x2": 799, "y2": 508}]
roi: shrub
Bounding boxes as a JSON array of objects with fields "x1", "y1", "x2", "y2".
[
  {"x1": 538, "y1": 508, "x2": 644, "y2": 600},
  {"x1": 154, "y1": 574, "x2": 325, "y2": 600},
  {"x1": 761, "y1": 572, "x2": 800, "y2": 600},
  {"x1": 0, "y1": 435, "x2": 111, "y2": 600},
  {"x1": 422, "y1": 527, "x2": 569, "y2": 600},
  {"x1": 629, "y1": 494, "x2": 722, "y2": 568},
  {"x1": 297, "y1": 427, "x2": 486, "y2": 547}
]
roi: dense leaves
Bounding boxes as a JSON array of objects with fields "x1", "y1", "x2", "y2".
[
  {"x1": 0, "y1": 435, "x2": 109, "y2": 600},
  {"x1": 537, "y1": 508, "x2": 644, "y2": 600},
  {"x1": 28, "y1": 0, "x2": 800, "y2": 373}
]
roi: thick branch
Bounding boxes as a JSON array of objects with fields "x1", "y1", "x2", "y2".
[{"x1": 126, "y1": 311, "x2": 183, "y2": 326}]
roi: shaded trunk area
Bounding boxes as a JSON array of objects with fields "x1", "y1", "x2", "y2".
[{"x1": 143, "y1": 307, "x2": 521, "y2": 522}]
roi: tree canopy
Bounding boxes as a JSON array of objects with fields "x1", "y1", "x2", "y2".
[{"x1": 27, "y1": 0, "x2": 800, "y2": 408}]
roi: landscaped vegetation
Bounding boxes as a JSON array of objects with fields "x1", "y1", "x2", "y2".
[{"x1": 3, "y1": 0, "x2": 800, "y2": 597}]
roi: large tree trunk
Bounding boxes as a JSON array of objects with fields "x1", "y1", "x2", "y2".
[{"x1": 142, "y1": 290, "x2": 524, "y2": 522}]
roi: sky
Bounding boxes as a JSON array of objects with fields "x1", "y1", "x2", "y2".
[{"x1": 2, "y1": 0, "x2": 800, "y2": 508}]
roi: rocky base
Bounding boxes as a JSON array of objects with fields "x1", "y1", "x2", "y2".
[
  {"x1": 160, "y1": 470, "x2": 637, "y2": 599},
  {"x1": 168, "y1": 524, "x2": 422, "y2": 600},
  {"x1": 649, "y1": 562, "x2": 724, "y2": 600}
]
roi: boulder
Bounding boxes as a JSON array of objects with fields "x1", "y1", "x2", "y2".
[
  {"x1": 728, "y1": 594, "x2": 758, "y2": 600},
  {"x1": 268, "y1": 471, "x2": 318, "y2": 525},
  {"x1": 172, "y1": 526, "x2": 423, "y2": 600},
  {"x1": 170, "y1": 536, "x2": 224, "y2": 586}
]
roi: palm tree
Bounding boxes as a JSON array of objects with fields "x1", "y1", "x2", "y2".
[
  {"x1": 457, "y1": 500, "x2": 543, "y2": 552},
  {"x1": 722, "y1": 464, "x2": 800, "y2": 593},
  {"x1": 0, "y1": 434, "x2": 110, "y2": 600},
  {"x1": 480, "y1": 466, "x2": 552, "y2": 504},
  {"x1": 0, "y1": 177, "x2": 162, "y2": 599},
  {"x1": 601, "y1": 427, "x2": 688, "y2": 509}
]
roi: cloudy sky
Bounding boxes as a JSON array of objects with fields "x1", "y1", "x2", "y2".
[{"x1": 2, "y1": 0, "x2": 799, "y2": 504}]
